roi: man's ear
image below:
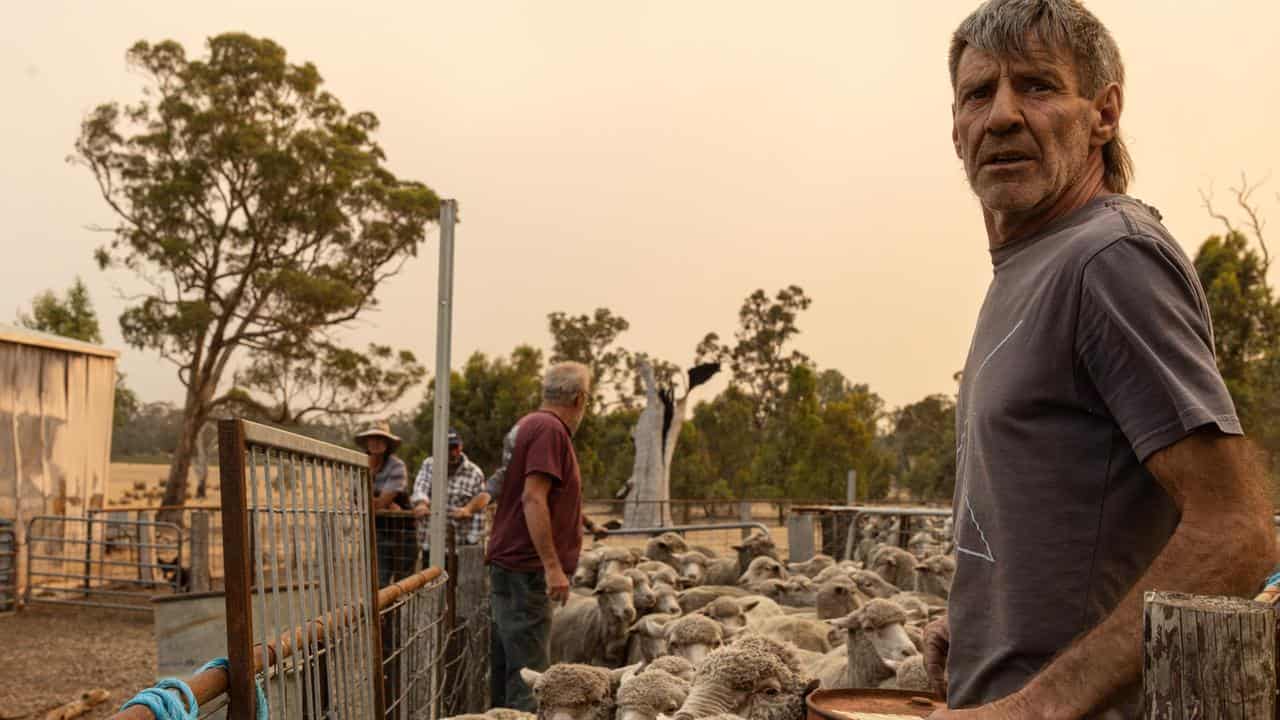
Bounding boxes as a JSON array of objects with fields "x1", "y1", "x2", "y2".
[
  {"x1": 1091, "y1": 82, "x2": 1122, "y2": 148},
  {"x1": 952, "y1": 103, "x2": 962, "y2": 160}
]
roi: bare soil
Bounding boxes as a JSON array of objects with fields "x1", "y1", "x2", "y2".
[{"x1": 0, "y1": 604, "x2": 155, "y2": 720}]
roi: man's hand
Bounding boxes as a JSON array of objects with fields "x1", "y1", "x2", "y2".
[
  {"x1": 923, "y1": 615, "x2": 950, "y2": 698},
  {"x1": 450, "y1": 507, "x2": 473, "y2": 520},
  {"x1": 412, "y1": 501, "x2": 430, "y2": 518},
  {"x1": 546, "y1": 566, "x2": 570, "y2": 605}
]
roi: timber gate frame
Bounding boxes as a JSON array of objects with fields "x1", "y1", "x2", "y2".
[{"x1": 219, "y1": 418, "x2": 385, "y2": 719}]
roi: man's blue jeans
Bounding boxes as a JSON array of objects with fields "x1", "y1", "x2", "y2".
[{"x1": 489, "y1": 565, "x2": 552, "y2": 712}]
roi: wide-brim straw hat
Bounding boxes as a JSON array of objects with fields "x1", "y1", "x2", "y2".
[{"x1": 354, "y1": 420, "x2": 401, "y2": 454}]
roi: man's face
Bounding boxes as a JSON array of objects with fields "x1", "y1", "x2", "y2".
[
  {"x1": 448, "y1": 444, "x2": 462, "y2": 464},
  {"x1": 952, "y1": 40, "x2": 1099, "y2": 216}
]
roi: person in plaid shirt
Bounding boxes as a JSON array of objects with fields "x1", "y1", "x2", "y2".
[{"x1": 410, "y1": 429, "x2": 490, "y2": 554}]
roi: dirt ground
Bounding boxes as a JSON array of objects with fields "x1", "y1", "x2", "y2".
[{"x1": 0, "y1": 604, "x2": 155, "y2": 720}]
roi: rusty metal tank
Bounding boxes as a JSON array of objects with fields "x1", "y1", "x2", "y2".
[{"x1": 806, "y1": 688, "x2": 943, "y2": 719}]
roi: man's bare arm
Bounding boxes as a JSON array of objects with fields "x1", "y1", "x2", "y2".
[
  {"x1": 523, "y1": 473, "x2": 570, "y2": 603},
  {"x1": 990, "y1": 433, "x2": 1275, "y2": 718}
]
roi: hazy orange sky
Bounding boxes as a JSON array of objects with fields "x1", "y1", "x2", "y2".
[{"x1": 3, "y1": 1, "x2": 1278, "y2": 412}]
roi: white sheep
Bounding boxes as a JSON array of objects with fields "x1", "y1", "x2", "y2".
[
  {"x1": 645, "y1": 532, "x2": 690, "y2": 569},
  {"x1": 738, "y1": 557, "x2": 788, "y2": 587},
  {"x1": 519, "y1": 663, "x2": 632, "y2": 720},
  {"x1": 616, "y1": 668, "x2": 690, "y2": 720},
  {"x1": 673, "y1": 634, "x2": 815, "y2": 720},
  {"x1": 869, "y1": 545, "x2": 919, "y2": 592},
  {"x1": 829, "y1": 599, "x2": 919, "y2": 688},
  {"x1": 785, "y1": 554, "x2": 835, "y2": 579},
  {"x1": 551, "y1": 574, "x2": 638, "y2": 667},
  {"x1": 913, "y1": 554, "x2": 956, "y2": 599}
]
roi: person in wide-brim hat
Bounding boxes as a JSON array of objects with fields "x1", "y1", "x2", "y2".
[
  {"x1": 355, "y1": 421, "x2": 402, "y2": 454},
  {"x1": 358, "y1": 420, "x2": 413, "y2": 586}
]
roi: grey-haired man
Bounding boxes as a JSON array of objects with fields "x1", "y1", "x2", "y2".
[{"x1": 926, "y1": 1, "x2": 1275, "y2": 718}]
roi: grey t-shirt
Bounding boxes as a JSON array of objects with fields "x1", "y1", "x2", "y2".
[{"x1": 948, "y1": 195, "x2": 1241, "y2": 713}]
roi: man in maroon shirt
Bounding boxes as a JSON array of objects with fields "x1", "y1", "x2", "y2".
[{"x1": 486, "y1": 361, "x2": 591, "y2": 712}]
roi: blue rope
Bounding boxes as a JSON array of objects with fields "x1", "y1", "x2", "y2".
[
  {"x1": 119, "y1": 678, "x2": 196, "y2": 720},
  {"x1": 199, "y1": 658, "x2": 269, "y2": 720},
  {"x1": 1267, "y1": 570, "x2": 1280, "y2": 588},
  {"x1": 119, "y1": 657, "x2": 268, "y2": 720}
]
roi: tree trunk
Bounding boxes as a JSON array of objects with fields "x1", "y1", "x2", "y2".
[
  {"x1": 625, "y1": 363, "x2": 665, "y2": 529},
  {"x1": 160, "y1": 384, "x2": 211, "y2": 521},
  {"x1": 194, "y1": 421, "x2": 211, "y2": 499}
]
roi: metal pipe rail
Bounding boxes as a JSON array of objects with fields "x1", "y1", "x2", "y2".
[
  {"x1": 111, "y1": 566, "x2": 446, "y2": 720},
  {"x1": 586, "y1": 521, "x2": 772, "y2": 538}
]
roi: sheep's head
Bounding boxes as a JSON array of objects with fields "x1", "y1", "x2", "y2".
[
  {"x1": 573, "y1": 551, "x2": 601, "y2": 588},
  {"x1": 594, "y1": 573, "x2": 638, "y2": 628},
  {"x1": 742, "y1": 579, "x2": 786, "y2": 604},
  {"x1": 645, "y1": 655, "x2": 697, "y2": 684},
  {"x1": 646, "y1": 532, "x2": 689, "y2": 562},
  {"x1": 617, "y1": 669, "x2": 690, "y2": 720},
  {"x1": 830, "y1": 599, "x2": 918, "y2": 671},
  {"x1": 599, "y1": 547, "x2": 639, "y2": 578},
  {"x1": 850, "y1": 570, "x2": 898, "y2": 599},
  {"x1": 639, "y1": 562, "x2": 681, "y2": 589},
  {"x1": 650, "y1": 583, "x2": 682, "y2": 616},
  {"x1": 630, "y1": 613, "x2": 678, "y2": 661},
  {"x1": 666, "y1": 613, "x2": 728, "y2": 666},
  {"x1": 623, "y1": 569, "x2": 658, "y2": 611},
  {"x1": 914, "y1": 554, "x2": 956, "y2": 595},
  {"x1": 778, "y1": 577, "x2": 815, "y2": 607},
  {"x1": 675, "y1": 551, "x2": 710, "y2": 588},
  {"x1": 738, "y1": 557, "x2": 787, "y2": 586},
  {"x1": 815, "y1": 579, "x2": 859, "y2": 620},
  {"x1": 697, "y1": 596, "x2": 748, "y2": 632},
  {"x1": 520, "y1": 663, "x2": 629, "y2": 720},
  {"x1": 674, "y1": 634, "x2": 815, "y2": 720},
  {"x1": 731, "y1": 532, "x2": 779, "y2": 562}
]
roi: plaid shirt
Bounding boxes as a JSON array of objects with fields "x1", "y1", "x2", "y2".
[{"x1": 410, "y1": 454, "x2": 487, "y2": 548}]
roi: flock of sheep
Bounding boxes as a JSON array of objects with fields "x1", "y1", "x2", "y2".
[{"x1": 454, "y1": 515, "x2": 956, "y2": 720}]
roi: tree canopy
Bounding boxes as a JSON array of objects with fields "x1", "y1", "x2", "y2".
[{"x1": 77, "y1": 33, "x2": 439, "y2": 508}]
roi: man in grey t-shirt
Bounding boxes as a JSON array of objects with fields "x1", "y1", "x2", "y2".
[{"x1": 927, "y1": 2, "x2": 1276, "y2": 718}]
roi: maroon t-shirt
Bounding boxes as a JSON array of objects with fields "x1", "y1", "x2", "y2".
[{"x1": 485, "y1": 410, "x2": 583, "y2": 575}]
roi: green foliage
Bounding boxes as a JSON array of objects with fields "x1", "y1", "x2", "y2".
[
  {"x1": 887, "y1": 394, "x2": 957, "y2": 501},
  {"x1": 19, "y1": 278, "x2": 103, "y2": 344},
  {"x1": 1193, "y1": 231, "x2": 1280, "y2": 487},
  {"x1": 698, "y1": 285, "x2": 813, "y2": 428},
  {"x1": 231, "y1": 341, "x2": 426, "y2": 425},
  {"x1": 405, "y1": 346, "x2": 544, "y2": 474},
  {"x1": 547, "y1": 308, "x2": 635, "y2": 412},
  {"x1": 77, "y1": 33, "x2": 439, "y2": 507}
]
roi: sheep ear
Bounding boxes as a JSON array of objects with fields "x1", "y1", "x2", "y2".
[
  {"x1": 610, "y1": 663, "x2": 642, "y2": 685},
  {"x1": 730, "y1": 543, "x2": 745, "y2": 551},
  {"x1": 829, "y1": 611, "x2": 860, "y2": 630},
  {"x1": 740, "y1": 598, "x2": 761, "y2": 612},
  {"x1": 519, "y1": 668, "x2": 542, "y2": 689}
]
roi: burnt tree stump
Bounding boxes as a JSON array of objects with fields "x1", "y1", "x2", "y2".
[{"x1": 1143, "y1": 591, "x2": 1275, "y2": 719}]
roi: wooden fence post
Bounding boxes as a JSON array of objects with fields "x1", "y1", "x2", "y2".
[
  {"x1": 1143, "y1": 591, "x2": 1275, "y2": 719},
  {"x1": 786, "y1": 514, "x2": 814, "y2": 563},
  {"x1": 189, "y1": 511, "x2": 211, "y2": 592}
]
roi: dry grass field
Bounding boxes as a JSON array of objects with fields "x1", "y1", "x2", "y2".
[{"x1": 106, "y1": 462, "x2": 220, "y2": 507}]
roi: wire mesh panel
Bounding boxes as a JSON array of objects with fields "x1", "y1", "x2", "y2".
[
  {"x1": 381, "y1": 571, "x2": 447, "y2": 720},
  {"x1": 219, "y1": 418, "x2": 384, "y2": 720}
]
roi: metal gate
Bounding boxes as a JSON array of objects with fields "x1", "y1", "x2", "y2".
[
  {"x1": 24, "y1": 514, "x2": 183, "y2": 610},
  {"x1": 0, "y1": 519, "x2": 15, "y2": 614}
]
